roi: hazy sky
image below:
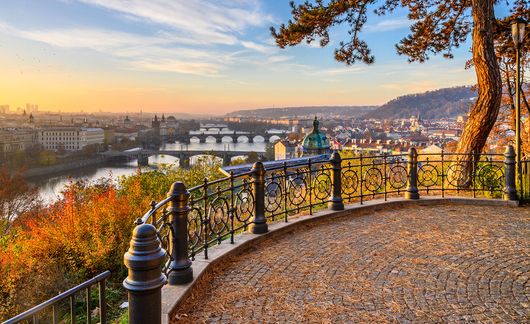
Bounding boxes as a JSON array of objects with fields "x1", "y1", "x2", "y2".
[{"x1": 0, "y1": 1, "x2": 511, "y2": 114}]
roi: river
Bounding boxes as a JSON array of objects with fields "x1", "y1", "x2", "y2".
[{"x1": 30, "y1": 140, "x2": 266, "y2": 204}]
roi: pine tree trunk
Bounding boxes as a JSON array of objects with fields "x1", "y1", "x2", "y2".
[{"x1": 448, "y1": 0, "x2": 502, "y2": 187}]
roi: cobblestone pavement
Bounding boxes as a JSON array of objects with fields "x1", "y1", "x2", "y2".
[{"x1": 174, "y1": 205, "x2": 530, "y2": 323}]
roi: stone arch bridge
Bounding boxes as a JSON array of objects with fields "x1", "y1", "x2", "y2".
[
  {"x1": 100, "y1": 149, "x2": 259, "y2": 167},
  {"x1": 178, "y1": 131, "x2": 286, "y2": 144}
]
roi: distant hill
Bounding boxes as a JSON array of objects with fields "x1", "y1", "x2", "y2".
[
  {"x1": 363, "y1": 86, "x2": 475, "y2": 120},
  {"x1": 226, "y1": 106, "x2": 377, "y2": 118}
]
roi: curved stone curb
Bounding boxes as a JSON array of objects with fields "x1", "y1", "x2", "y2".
[{"x1": 160, "y1": 197, "x2": 519, "y2": 323}]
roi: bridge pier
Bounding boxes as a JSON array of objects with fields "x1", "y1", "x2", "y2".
[
  {"x1": 138, "y1": 155, "x2": 149, "y2": 166},
  {"x1": 216, "y1": 136, "x2": 222, "y2": 143},
  {"x1": 179, "y1": 155, "x2": 190, "y2": 168},
  {"x1": 222, "y1": 154, "x2": 231, "y2": 166},
  {"x1": 248, "y1": 137, "x2": 254, "y2": 143}
]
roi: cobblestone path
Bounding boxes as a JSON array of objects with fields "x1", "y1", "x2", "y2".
[{"x1": 174, "y1": 205, "x2": 530, "y2": 323}]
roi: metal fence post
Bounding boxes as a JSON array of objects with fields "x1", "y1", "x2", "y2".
[
  {"x1": 249, "y1": 161, "x2": 268, "y2": 234},
  {"x1": 405, "y1": 147, "x2": 420, "y2": 199},
  {"x1": 123, "y1": 222, "x2": 167, "y2": 324},
  {"x1": 503, "y1": 145, "x2": 517, "y2": 201},
  {"x1": 167, "y1": 182, "x2": 193, "y2": 285},
  {"x1": 329, "y1": 151, "x2": 344, "y2": 210}
]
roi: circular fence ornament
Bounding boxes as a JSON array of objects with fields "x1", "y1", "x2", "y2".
[
  {"x1": 235, "y1": 184, "x2": 254, "y2": 223},
  {"x1": 208, "y1": 196, "x2": 229, "y2": 237},
  {"x1": 341, "y1": 168, "x2": 359, "y2": 196},
  {"x1": 418, "y1": 164, "x2": 439, "y2": 188},
  {"x1": 477, "y1": 164, "x2": 504, "y2": 190},
  {"x1": 265, "y1": 173, "x2": 283, "y2": 214},
  {"x1": 187, "y1": 206, "x2": 203, "y2": 254},
  {"x1": 313, "y1": 168, "x2": 331, "y2": 200},
  {"x1": 364, "y1": 167, "x2": 384, "y2": 193},
  {"x1": 446, "y1": 163, "x2": 467, "y2": 188},
  {"x1": 288, "y1": 171, "x2": 307, "y2": 207},
  {"x1": 388, "y1": 164, "x2": 408, "y2": 189}
]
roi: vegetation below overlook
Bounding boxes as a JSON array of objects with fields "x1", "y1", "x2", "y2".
[{"x1": 0, "y1": 164, "x2": 224, "y2": 322}]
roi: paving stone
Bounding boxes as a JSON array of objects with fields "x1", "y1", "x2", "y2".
[{"x1": 173, "y1": 205, "x2": 530, "y2": 323}]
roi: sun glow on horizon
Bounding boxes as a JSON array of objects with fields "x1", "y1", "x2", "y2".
[{"x1": 0, "y1": 1, "x2": 476, "y2": 114}]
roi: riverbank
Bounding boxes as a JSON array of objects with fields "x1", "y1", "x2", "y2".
[{"x1": 23, "y1": 156, "x2": 107, "y2": 179}]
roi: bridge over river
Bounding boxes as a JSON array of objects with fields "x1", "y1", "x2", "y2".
[
  {"x1": 100, "y1": 148, "x2": 259, "y2": 167},
  {"x1": 177, "y1": 130, "x2": 287, "y2": 144}
]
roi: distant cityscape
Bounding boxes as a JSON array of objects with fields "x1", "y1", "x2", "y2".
[{"x1": 0, "y1": 85, "x2": 513, "y2": 175}]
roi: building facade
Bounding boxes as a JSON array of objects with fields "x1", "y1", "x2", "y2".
[
  {"x1": 274, "y1": 140, "x2": 300, "y2": 160},
  {"x1": 38, "y1": 127, "x2": 104, "y2": 151},
  {"x1": 0, "y1": 128, "x2": 38, "y2": 155}
]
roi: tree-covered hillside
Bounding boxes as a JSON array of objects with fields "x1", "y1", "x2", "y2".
[
  {"x1": 226, "y1": 106, "x2": 376, "y2": 118},
  {"x1": 364, "y1": 86, "x2": 475, "y2": 120}
]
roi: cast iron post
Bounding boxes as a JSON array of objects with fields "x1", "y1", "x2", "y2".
[
  {"x1": 503, "y1": 145, "x2": 517, "y2": 201},
  {"x1": 405, "y1": 147, "x2": 420, "y2": 199},
  {"x1": 329, "y1": 151, "x2": 344, "y2": 210},
  {"x1": 167, "y1": 182, "x2": 193, "y2": 285},
  {"x1": 249, "y1": 161, "x2": 268, "y2": 234},
  {"x1": 124, "y1": 222, "x2": 167, "y2": 324}
]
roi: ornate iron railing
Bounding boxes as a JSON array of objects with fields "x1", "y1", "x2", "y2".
[
  {"x1": 4, "y1": 271, "x2": 110, "y2": 324},
  {"x1": 123, "y1": 146, "x2": 520, "y2": 324}
]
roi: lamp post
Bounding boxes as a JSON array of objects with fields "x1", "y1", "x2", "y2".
[{"x1": 511, "y1": 17, "x2": 527, "y2": 199}]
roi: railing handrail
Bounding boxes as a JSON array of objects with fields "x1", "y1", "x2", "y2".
[{"x1": 4, "y1": 271, "x2": 111, "y2": 324}]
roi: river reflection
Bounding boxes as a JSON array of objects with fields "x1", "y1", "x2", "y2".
[{"x1": 30, "y1": 140, "x2": 266, "y2": 204}]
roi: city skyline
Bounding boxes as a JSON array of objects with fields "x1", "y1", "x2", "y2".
[{"x1": 0, "y1": 1, "x2": 510, "y2": 114}]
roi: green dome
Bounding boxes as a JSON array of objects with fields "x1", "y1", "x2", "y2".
[{"x1": 303, "y1": 117, "x2": 330, "y2": 152}]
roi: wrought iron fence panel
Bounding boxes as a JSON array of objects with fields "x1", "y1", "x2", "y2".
[
  {"x1": 263, "y1": 160, "x2": 331, "y2": 221},
  {"x1": 187, "y1": 172, "x2": 254, "y2": 259},
  {"x1": 312, "y1": 164, "x2": 332, "y2": 202},
  {"x1": 416, "y1": 152, "x2": 504, "y2": 197},
  {"x1": 265, "y1": 170, "x2": 285, "y2": 221},
  {"x1": 341, "y1": 154, "x2": 408, "y2": 202},
  {"x1": 341, "y1": 160, "x2": 361, "y2": 201},
  {"x1": 233, "y1": 178, "x2": 254, "y2": 230},
  {"x1": 387, "y1": 160, "x2": 408, "y2": 191}
]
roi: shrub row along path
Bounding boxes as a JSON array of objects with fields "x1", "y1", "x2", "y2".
[{"x1": 173, "y1": 204, "x2": 530, "y2": 323}]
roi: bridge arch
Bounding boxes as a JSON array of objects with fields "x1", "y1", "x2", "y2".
[
  {"x1": 253, "y1": 135, "x2": 265, "y2": 143},
  {"x1": 189, "y1": 136, "x2": 201, "y2": 143},
  {"x1": 222, "y1": 136, "x2": 234, "y2": 143},
  {"x1": 237, "y1": 135, "x2": 249, "y2": 143},
  {"x1": 205, "y1": 136, "x2": 217, "y2": 143},
  {"x1": 190, "y1": 154, "x2": 223, "y2": 166},
  {"x1": 269, "y1": 135, "x2": 282, "y2": 143}
]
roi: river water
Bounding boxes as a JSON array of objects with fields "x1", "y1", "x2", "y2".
[{"x1": 30, "y1": 140, "x2": 266, "y2": 204}]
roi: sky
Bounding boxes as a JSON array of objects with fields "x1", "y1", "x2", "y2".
[{"x1": 0, "y1": 1, "x2": 512, "y2": 115}]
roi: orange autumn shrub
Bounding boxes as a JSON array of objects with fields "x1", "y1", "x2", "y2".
[
  {"x1": 0, "y1": 164, "x2": 223, "y2": 320},
  {"x1": 0, "y1": 179, "x2": 138, "y2": 319}
]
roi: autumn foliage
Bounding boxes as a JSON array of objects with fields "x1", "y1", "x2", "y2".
[{"x1": 0, "y1": 163, "x2": 224, "y2": 320}]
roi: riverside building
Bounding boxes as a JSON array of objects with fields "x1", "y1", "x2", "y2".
[{"x1": 38, "y1": 127, "x2": 104, "y2": 151}]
